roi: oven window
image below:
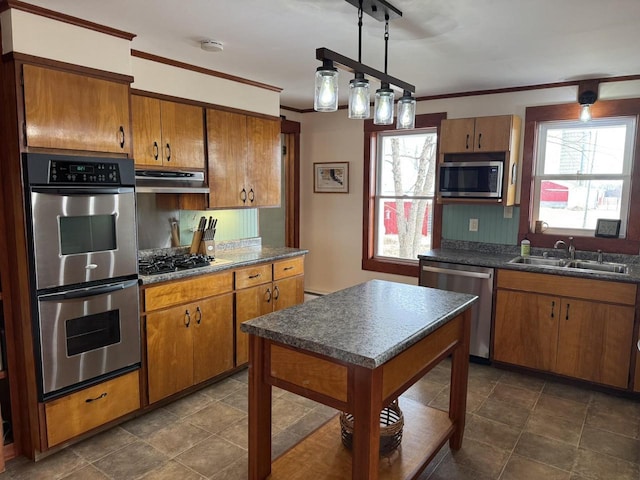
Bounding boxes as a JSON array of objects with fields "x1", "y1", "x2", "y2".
[
  {"x1": 66, "y1": 310, "x2": 121, "y2": 356},
  {"x1": 59, "y1": 214, "x2": 117, "y2": 255}
]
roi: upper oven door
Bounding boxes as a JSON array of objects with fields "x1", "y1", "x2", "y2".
[{"x1": 30, "y1": 189, "x2": 137, "y2": 290}]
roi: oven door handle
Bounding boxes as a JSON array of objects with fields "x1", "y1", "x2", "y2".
[
  {"x1": 39, "y1": 279, "x2": 138, "y2": 301},
  {"x1": 31, "y1": 187, "x2": 134, "y2": 195}
]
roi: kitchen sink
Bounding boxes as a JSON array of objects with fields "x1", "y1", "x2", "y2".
[
  {"x1": 508, "y1": 256, "x2": 567, "y2": 267},
  {"x1": 565, "y1": 260, "x2": 629, "y2": 274}
]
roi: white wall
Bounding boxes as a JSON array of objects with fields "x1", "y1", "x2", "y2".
[{"x1": 299, "y1": 80, "x2": 640, "y2": 294}]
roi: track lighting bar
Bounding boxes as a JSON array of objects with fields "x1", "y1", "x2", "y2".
[
  {"x1": 344, "y1": 0, "x2": 402, "y2": 21},
  {"x1": 316, "y1": 47, "x2": 415, "y2": 94}
]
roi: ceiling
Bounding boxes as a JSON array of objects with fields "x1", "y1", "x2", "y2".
[{"x1": 21, "y1": 0, "x2": 640, "y2": 110}]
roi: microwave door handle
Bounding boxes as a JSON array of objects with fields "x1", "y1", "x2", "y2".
[{"x1": 39, "y1": 279, "x2": 138, "y2": 301}]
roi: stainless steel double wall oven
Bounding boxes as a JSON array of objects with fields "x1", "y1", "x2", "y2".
[{"x1": 24, "y1": 153, "x2": 140, "y2": 400}]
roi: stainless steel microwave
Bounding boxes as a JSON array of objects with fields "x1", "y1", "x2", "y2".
[{"x1": 438, "y1": 161, "x2": 503, "y2": 199}]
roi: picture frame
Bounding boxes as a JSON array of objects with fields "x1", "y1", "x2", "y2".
[
  {"x1": 594, "y1": 218, "x2": 621, "y2": 238},
  {"x1": 314, "y1": 162, "x2": 349, "y2": 193}
]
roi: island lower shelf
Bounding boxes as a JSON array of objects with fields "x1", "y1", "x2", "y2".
[{"x1": 270, "y1": 397, "x2": 453, "y2": 479}]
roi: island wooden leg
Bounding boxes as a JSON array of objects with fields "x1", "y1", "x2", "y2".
[
  {"x1": 449, "y1": 309, "x2": 471, "y2": 449},
  {"x1": 248, "y1": 334, "x2": 272, "y2": 480},
  {"x1": 351, "y1": 365, "x2": 383, "y2": 480}
]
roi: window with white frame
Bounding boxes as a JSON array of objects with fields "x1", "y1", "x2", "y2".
[
  {"x1": 533, "y1": 117, "x2": 636, "y2": 237},
  {"x1": 374, "y1": 129, "x2": 438, "y2": 260}
]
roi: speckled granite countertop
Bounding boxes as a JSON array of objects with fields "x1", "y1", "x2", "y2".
[
  {"x1": 418, "y1": 240, "x2": 640, "y2": 284},
  {"x1": 241, "y1": 279, "x2": 477, "y2": 369},
  {"x1": 138, "y1": 242, "x2": 308, "y2": 285}
]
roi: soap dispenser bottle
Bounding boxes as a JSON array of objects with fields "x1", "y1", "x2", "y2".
[{"x1": 521, "y1": 237, "x2": 531, "y2": 256}]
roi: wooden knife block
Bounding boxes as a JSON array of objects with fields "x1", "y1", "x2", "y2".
[{"x1": 199, "y1": 240, "x2": 215, "y2": 256}]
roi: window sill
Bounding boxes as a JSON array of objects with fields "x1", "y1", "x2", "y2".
[{"x1": 362, "y1": 257, "x2": 419, "y2": 277}]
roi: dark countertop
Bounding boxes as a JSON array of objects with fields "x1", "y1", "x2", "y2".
[
  {"x1": 418, "y1": 244, "x2": 640, "y2": 284},
  {"x1": 241, "y1": 279, "x2": 477, "y2": 369},
  {"x1": 138, "y1": 246, "x2": 308, "y2": 285}
]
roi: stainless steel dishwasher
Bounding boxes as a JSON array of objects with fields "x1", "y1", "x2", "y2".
[{"x1": 419, "y1": 260, "x2": 493, "y2": 360}]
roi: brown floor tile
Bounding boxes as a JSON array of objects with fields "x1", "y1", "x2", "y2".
[
  {"x1": 466, "y1": 375, "x2": 498, "y2": 397},
  {"x1": 208, "y1": 454, "x2": 248, "y2": 480},
  {"x1": 403, "y1": 379, "x2": 448, "y2": 406},
  {"x1": 139, "y1": 460, "x2": 206, "y2": 479},
  {"x1": 542, "y1": 380, "x2": 593, "y2": 404},
  {"x1": 70, "y1": 426, "x2": 137, "y2": 462},
  {"x1": 217, "y1": 416, "x2": 249, "y2": 449},
  {"x1": 271, "y1": 396, "x2": 314, "y2": 430},
  {"x1": 572, "y1": 447, "x2": 640, "y2": 480},
  {"x1": 175, "y1": 435, "x2": 246, "y2": 478},
  {"x1": 524, "y1": 410, "x2": 582, "y2": 446},
  {"x1": 428, "y1": 453, "x2": 495, "y2": 480},
  {"x1": 286, "y1": 409, "x2": 337, "y2": 439},
  {"x1": 444, "y1": 437, "x2": 510, "y2": 478},
  {"x1": 488, "y1": 383, "x2": 539, "y2": 409},
  {"x1": 585, "y1": 408, "x2": 640, "y2": 439},
  {"x1": 219, "y1": 387, "x2": 249, "y2": 412},
  {"x1": 92, "y1": 441, "x2": 169, "y2": 480},
  {"x1": 200, "y1": 377, "x2": 245, "y2": 401},
  {"x1": 428, "y1": 388, "x2": 487, "y2": 414},
  {"x1": 8, "y1": 448, "x2": 87, "y2": 480},
  {"x1": 579, "y1": 425, "x2": 640, "y2": 464},
  {"x1": 467, "y1": 362, "x2": 504, "y2": 383},
  {"x1": 144, "y1": 419, "x2": 212, "y2": 457},
  {"x1": 121, "y1": 407, "x2": 180, "y2": 437},
  {"x1": 589, "y1": 391, "x2": 640, "y2": 420},
  {"x1": 184, "y1": 401, "x2": 246, "y2": 434},
  {"x1": 162, "y1": 391, "x2": 213, "y2": 419},
  {"x1": 464, "y1": 413, "x2": 521, "y2": 451},
  {"x1": 534, "y1": 393, "x2": 588, "y2": 425},
  {"x1": 514, "y1": 432, "x2": 578, "y2": 471},
  {"x1": 422, "y1": 364, "x2": 452, "y2": 385},
  {"x1": 61, "y1": 464, "x2": 111, "y2": 479},
  {"x1": 500, "y1": 454, "x2": 570, "y2": 480},
  {"x1": 271, "y1": 428, "x2": 304, "y2": 460},
  {"x1": 476, "y1": 397, "x2": 531, "y2": 429},
  {"x1": 498, "y1": 371, "x2": 546, "y2": 393}
]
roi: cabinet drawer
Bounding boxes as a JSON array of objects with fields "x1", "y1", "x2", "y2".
[
  {"x1": 45, "y1": 370, "x2": 140, "y2": 447},
  {"x1": 497, "y1": 269, "x2": 636, "y2": 305},
  {"x1": 235, "y1": 263, "x2": 273, "y2": 289},
  {"x1": 274, "y1": 256, "x2": 304, "y2": 280},
  {"x1": 144, "y1": 271, "x2": 234, "y2": 312}
]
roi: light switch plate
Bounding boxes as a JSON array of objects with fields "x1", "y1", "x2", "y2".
[{"x1": 503, "y1": 206, "x2": 513, "y2": 219}]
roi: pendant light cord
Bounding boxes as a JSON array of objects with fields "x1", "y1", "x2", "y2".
[
  {"x1": 357, "y1": 0, "x2": 363, "y2": 63},
  {"x1": 384, "y1": 15, "x2": 389, "y2": 74}
]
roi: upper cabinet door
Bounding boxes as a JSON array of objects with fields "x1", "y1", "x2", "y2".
[
  {"x1": 246, "y1": 117, "x2": 281, "y2": 207},
  {"x1": 159, "y1": 100, "x2": 205, "y2": 169},
  {"x1": 473, "y1": 115, "x2": 513, "y2": 152},
  {"x1": 23, "y1": 64, "x2": 130, "y2": 154},
  {"x1": 132, "y1": 95, "x2": 162, "y2": 166},
  {"x1": 439, "y1": 118, "x2": 476, "y2": 153}
]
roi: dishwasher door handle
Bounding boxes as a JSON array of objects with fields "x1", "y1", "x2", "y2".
[{"x1": 421, "y1": 265, "x2": 493, "y2": 280}]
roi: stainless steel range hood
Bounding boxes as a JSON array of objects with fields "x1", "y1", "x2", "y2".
[{"x1": 135, "y1": 169, "x2": 210, "y2": 194}]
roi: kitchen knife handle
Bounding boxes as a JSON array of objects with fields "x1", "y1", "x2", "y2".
[
  {"x1": 195, "y1": 306, "x2": 202, "y2": 325},
  {"x1": 166, "y1": 143, "x2": 172, "y2": 162},
  {"x1": 153, "y1": 141, "x2": 159, "y2": 160},
  {"x1": 184, "y1": 310, "x2": 191, "y2": 328},
  {"x1": 119, "y1": 126, "x2": 125, "y2": 148}
]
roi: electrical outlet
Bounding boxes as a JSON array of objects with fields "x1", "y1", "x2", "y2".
[
  {"x1": 469, "y1": 218, "x2": 479, "y2": 232},
  {"x1": 503, "y1": 206, "x2": 513, "y2": 219}
]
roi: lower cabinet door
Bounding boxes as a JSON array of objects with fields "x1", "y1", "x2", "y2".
[
  {"x1": 273, "y1": 275, "x2": 304, "y2": 311},
  {"x1": 236, "y1": 284, "x2": 273, "y2": 365},
  {"x1": 193, "y1": 293, "x2": 234, "y2": 384},
  {"x1": 554, "y1": 299, "x2": 634, "y2": 388},
  {"x1": 45, "y1": 370, "x2": 140, "y2": 447},
  {"x1": 146, "y1": 303, "x2": 194, "y2": 404},
  {"x1": 493, "y1": 290, "x2": 559, "y2": 371}
]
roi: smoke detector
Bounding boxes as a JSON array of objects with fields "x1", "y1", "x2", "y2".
[{"x1": 201, "y1": 40, "x2": 224, "y2": 52}]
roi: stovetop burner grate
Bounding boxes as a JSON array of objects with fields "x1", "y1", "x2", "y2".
[{"x1": 138, "y1": 253, "x2": 213, "y2": 276}]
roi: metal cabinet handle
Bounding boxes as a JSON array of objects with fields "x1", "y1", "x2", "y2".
[
  {"x1": 249, "y1": 273, "x2": 261, "y2": 279},
  {"x1": 85, "y1": 392, "x2": 107, "y2": 403},
  {"x1": 283, "y1": 266, "x2": 294, "y2": 271},
  {"x1": 565, "y1": 303, "x2": 570, "y2": 321},
  {"x1": 477, "y1": 132, "x2": 482, "y2": 149},
  {"x1": 550, "y1": 301, "x2": 555, "y2": 318},
  {"x1": 265, "y1": 287, "x2": 272, "y2": 303},
  {"x1": 274, "y1": 285, "x2": 280, "y2": 301},
  {"x1": 153, "y1": 141, "x2": 159, "y2": 160},
  {"x1": 119, "y1": 126, "x2": 125, "y2": 148},
  {"x1": 511, "y1": 163, "x2": 517, "y2": 185},
  {"x1": 248, "y1": 188, "x2": 255, "y2": 203},
  {"x1": 166, "y1": 143, "x2": 171, "y2": 162},
  {"x1": 240, "y1": 188, "x2": 247, "y2": 203},
  {"x1": 465, "y1": 134, "x2": 470, "y2": 150},
  {"x1": 195, "y1": 306, "x2": 202, "y2": 325},
  {"x1": 184, "y1": 309, "x2": 191, "y2": 327}
]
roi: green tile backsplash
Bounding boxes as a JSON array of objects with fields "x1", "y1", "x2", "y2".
[
  {"x1": 179, "y1": 209, "x2": 258, "y2": 245},
  {"x1": 442, "y1": 204, "x2": 520, "y2": 245}
]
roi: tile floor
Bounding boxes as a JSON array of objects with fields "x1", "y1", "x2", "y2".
[{"x1": 3, "y1": 360, "x2": 640, "y2": 479}]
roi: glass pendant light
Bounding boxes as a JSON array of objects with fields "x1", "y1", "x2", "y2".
[
  {"x1": 579, "y1": 104, "x2": 592, "y2": 122},
  {"x1": 348, "y1": 73, "x2": 370, "y2": 119},
  {"x1": 578, "y1": 90, "x2": 597, "y2": 123},
  {"x1": 314, "y1": 60, "x2": 339, "y2": 112},
  {"x1": 396, "y1": 90, "x2": 416, "y2": 129},
  {"x1": 374, "y1": 83, "x2": 394, "y2": 125}
]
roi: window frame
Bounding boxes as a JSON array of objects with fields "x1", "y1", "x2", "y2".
[
  {"x1": 362, "y1": 112, "x2": 446, "y2": 276},
  {"x1": 519, "y1": 98, "x2": 640, "y2": 254}
]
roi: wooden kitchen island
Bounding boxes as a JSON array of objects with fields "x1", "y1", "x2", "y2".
[{"x1": 241, "y1": 280, "x2": 477, "y2": 480}]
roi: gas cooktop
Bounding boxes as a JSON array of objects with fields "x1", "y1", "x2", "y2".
[{"x1": 138, "y1": 253, "x2": 213, "y2": 276}]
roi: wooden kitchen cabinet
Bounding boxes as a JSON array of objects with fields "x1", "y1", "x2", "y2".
[
  {"x1": 493, "y1": 269, "x2": 636, "y2": 389},
  {"x1": 440, "y1": 115, "x2": 514, "y2": 153},
  {"x1": 22, "y1": 64, "x2": 130, "y2": 153},
  {"x1": 634, "y1": 336, "x2": 640, "y2": 392},
  {"x1": 235, "y1": 257, "x2": 305, "y2": 365},
  {"x1": 132, "y1": 95, "x2": 205, "y2": 169},
  {"x1": 207, "y1": 109, "x2": 280, "y2": 208},
  {"x1": 143, "y1": 271, "x2": 234, "y2": 404}
]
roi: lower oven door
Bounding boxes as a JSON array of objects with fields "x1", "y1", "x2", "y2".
[{"x1": 37, "y1": 279, "x2": 140, "y2": 398}]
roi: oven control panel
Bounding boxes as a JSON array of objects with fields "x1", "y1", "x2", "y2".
[{"x1": 49, "y1": 160, "x2": 121, "y2": 184}]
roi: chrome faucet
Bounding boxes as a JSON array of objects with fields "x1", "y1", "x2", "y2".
[{"x1": 554, "y1": 237, "x2": 576, "y2": 260}]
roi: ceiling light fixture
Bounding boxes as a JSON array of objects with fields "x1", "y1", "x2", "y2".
[
  {"x1": 314, "y1": 0, "x2": 416, "y2": 127},
  {"x1": 577, "y1": 80, "x2": 599, "y2": 122}
]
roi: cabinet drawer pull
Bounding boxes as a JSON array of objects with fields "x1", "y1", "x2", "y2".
[
  {"x1": 477, "y1": 132, "x2": 482, "y2": 149},
  {"x1": 274, "y1": 285, "x2": 280, "y2": 301},
  {"x1": 153, "y1": 141, "x2": 159, "y2": 160},
  {"x1": 240, "y1": 188, "x2": 247, "y2": 203},
  {"x1": 85, "y1": 392, "x2": 107, "y2": 403},
  {"x1": 184, "y1": 309, "x2": 191, "y2": 327},
  {"x1": 283, "y1": 266, "x2": 294, "y2": 271},
  {"x1": 119, "y1": 126, "x2": 125, "y2": 148},
  {"x1": 166, "y1": 143, "x2": 171, "y2": 162},
  {"x1": 248, "y1": 188, "x2": 255, "y2": 203},
  {"x1": 248, "y1": 273, "x2": 261, "y2": 279},
  {"x1": 196, "y1": 306, "x2": 202, "y2": 325},
  {"x1": 265, "y1": 287, "x2": 272, "y2": 303},
  {"x1": 550, "y1": 301, "x2": 555, "y2": 318},
  {"x1": 465, "y1": 134, "x2": 470, "y2": 150}
]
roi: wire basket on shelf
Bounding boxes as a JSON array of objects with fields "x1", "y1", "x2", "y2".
[{"x1": 339, "y1": 399, "x2": 404, "y2": 457}]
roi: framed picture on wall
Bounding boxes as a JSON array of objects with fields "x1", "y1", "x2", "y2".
[{"x1": 314, "y1": 162, "x2": 349, "y2": 193}]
